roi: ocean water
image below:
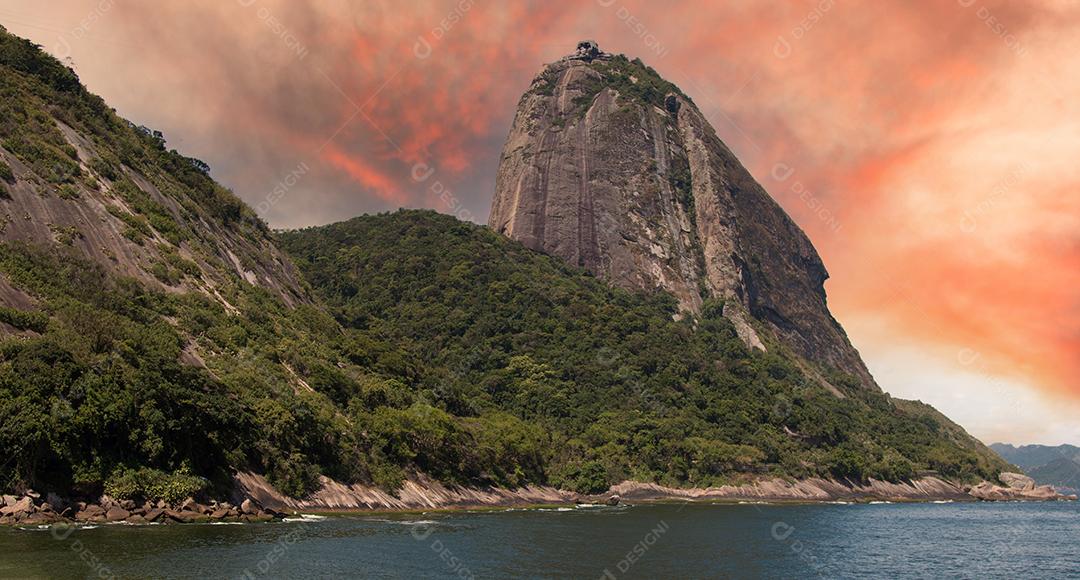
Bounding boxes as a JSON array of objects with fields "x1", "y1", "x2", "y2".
[{"x1": 0, "y1": 501, "x2": 1077, "y2": 579}]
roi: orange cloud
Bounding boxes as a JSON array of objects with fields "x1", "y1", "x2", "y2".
[
  {"x1": 3, "y1": 0, "x2": 1077, "y2": 410},
  {"x1": 321, "y1": 143, "x2": 405, "y2": 205}
]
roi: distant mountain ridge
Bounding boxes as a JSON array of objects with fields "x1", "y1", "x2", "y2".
[{"x1": 990, "y1": 443, "x2": 1080, "y2": 492}]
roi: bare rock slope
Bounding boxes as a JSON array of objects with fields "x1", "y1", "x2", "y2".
[
  {"x1": 491, "y1": 42, "x2": 873, "y2": 388},
  {"x1": 0, "y1": 26, "x2": 308, "y2": 320}
]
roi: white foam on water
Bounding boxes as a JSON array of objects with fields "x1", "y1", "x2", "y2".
[
  {"x1": 283, "y1": 514, "x2": 329, "y2": 523},
  {"x1": 21, "y1": 523, "x2": 101, "y2": 532}
]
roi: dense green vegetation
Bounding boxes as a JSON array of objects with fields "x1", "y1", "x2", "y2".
[
  {"x1": 593, "y1": 54, "x2": 689, "y2": 109},
  {"x1": 532, "y1": 54, "x2": 687, "y2": 109},
  {"x1": 0, "y1": 26, "x2": 1008, "y2": 502},
  {"x1": 0, "y1": 26, "x2": 370, "y2": 500},
  {"x1": 531, "y1": 53, "x2": 690, "y2": 125},
  {"x1": 280, "y1": 211, "x2": 1008, "y2": 491}
]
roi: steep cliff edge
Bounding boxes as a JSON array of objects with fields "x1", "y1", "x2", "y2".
[
  {"x1": 0, "y1": 27, "x2": 307, "y2": 313},
  {"x1": 490, "y1": 42, "x2": 872, "y2": 388}
]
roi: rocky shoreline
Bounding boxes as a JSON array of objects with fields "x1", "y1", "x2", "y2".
[
  {"x1": 2, "y1": 472, "x2": 1072, "y2": 527},
  {"x1": 236, "y1": 471, "x2": 1075, "y2": 514},
  {"x1": 0, "y1": 491, "x2": 285, "y2": 527},
  {"x1": 610, "y1": 472, "x2": 1076, "y2": 504}
]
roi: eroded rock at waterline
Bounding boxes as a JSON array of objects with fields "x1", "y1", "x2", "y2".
[
  {"x1": 966, "y1": 473, "x2": 1075, "y2": 501},
  {"x1": 233, "y1": 472, "x2": 580, "y2": 512},
  {"x1": 998, "y1": 471, "x2": 1036, "y2": 491},
  {"x1": 610, "y1": 476, "x2": 1078, "y2": 503},
  {"x1": 0, "y1": 492, "x2": 283, "y2": 526}
]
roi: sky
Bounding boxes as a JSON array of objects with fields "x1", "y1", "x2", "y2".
[{"x1": 1, "y1": 0, "x2": 1077, "y2": 445}]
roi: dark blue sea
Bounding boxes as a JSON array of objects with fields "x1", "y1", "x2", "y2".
[{"x1": 1, "y1": 501, "x2": 1077, "y2": 579}]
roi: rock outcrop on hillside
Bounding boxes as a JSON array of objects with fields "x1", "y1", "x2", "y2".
[
  {"x1": 490, "y1": 43, "x2": 874, "y2": 388},
  {"x1": 0, "y1": 28, "x2": 308, "y2": 320},
  {"x1": 965, "y1": 472, "x2": 1076, "y2": 501},
  {"x1": 0, "y1": 141, "x2": 308, "y2": 313}
]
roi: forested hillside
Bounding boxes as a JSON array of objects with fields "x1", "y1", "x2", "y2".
[
  {"x1": 280, "y1": 210, "x2": 1008, "y2": 492},
  {"x1": 0, "y1": 26, "x2": 1008, "y2": 504},
  {"x1": 0, "y1": 25, "x2": 406, "y2": 500}
]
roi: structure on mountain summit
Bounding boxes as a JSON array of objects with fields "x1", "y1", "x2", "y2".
[{"x1": 490, "y1": 41, "x2": 876, "y2": 389}]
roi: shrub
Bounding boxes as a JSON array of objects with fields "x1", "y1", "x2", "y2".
[
  {"x1": 104, "y1": 467, "x2": 208, "y2": 504},
  {"x1": 56, "y1": 183, "x2": 80, "y2": 200},
  {"x1": 265, "y1": 453, "x2": 321, "y2": 498},
  {"x1": 149, "y1": 261, "x2": 180, "y2": 286},
  {"x1": 0, "y1": 159, "x2": 14, "y2": 183},
  {"x1": 89, "y1": 155, "x2": 119, "y2": 181},
  {"x1": 0, "y1": 305, "x2": 48, "y2": 332},
  {"x1": 556, "y1": 461, "x2": 610, "y2": 494}
]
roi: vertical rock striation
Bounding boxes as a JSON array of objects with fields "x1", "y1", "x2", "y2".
[{"x1": 490, "y1": 43, "x2": 875, "y2": 389}]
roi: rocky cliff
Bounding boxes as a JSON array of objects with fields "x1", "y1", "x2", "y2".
[
  {"x1": 490, "y1": 42, "x2": 873, "y2": 388},
  {"x1": 0, "y1": 27, "x2": 1016, "y2": 509},
  {"x1": 0, "y1": 25, "x2": 307, "y2": 322}
]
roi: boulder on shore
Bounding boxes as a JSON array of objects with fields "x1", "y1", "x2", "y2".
[
  {"x1": 968, "y1": 478, "x2": 1065, "y2": 501},
  {"x1": 164, "y1": 509, "x2": 196, "y2": 523},
  {"x1": 46, "y1": 492, "x2": 67, "y2": 513},
  {"x1": 105, "y1": 507, "x2": 131, "y2": 522},
  {"x1": 240, "y1": 498, "x2": 257, "y2": 514},
  {"x1": 76, "y1": 504, "x2": 106, "y2": 522},
  {"x1": 20, "y1": 512, "x2": 57, "y2": 525},
  {"x1": 999, "y1": 472, "x2": 1036, "y2": 491},
  {"x1": 0, "y1": 496, "x2": 33, "y2": 517}
]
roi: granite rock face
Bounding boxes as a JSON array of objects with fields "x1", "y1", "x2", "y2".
[
  {"x1": 490, "y1": 43, "x2": 875, "y2": 388},
  {"x1": 999, "y1": 472, "x2": 1036, "y2": 491},
  {"x1": 0, "y1": 113, "x2": 309, "y2": 330}
]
